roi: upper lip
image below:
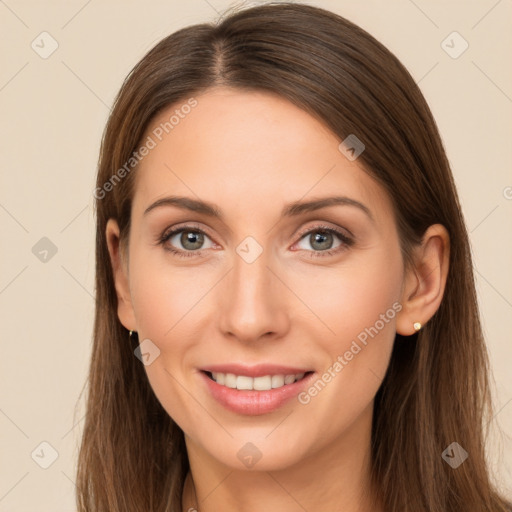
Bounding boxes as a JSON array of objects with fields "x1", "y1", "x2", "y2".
[{"x1": 201, "y1": 363, "x2": 313, "y2": 378}]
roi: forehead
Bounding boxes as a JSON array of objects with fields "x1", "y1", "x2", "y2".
[{"x1": 132, "y1": 86, "x2": 393, "y2": 227}]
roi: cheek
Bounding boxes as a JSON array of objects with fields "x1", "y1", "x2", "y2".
[
  {"x1": 292, "y1": 243, "x2": 403, "y2": 407},
  {"x1": 336, "y1": 254, "x2": 402, "y2": 379},
  {"x1": 127, "y1": 252, "x2": 207, "y2": 432},
  {"x1": 129, "y1": 246, "x2": 206, "y2": 340},
  {"x1": 292, "y1": 243, "x2": 403, "y2": 348},
  {"x1": 131, "y1": 283, "x2": 174, "y2": 345}
]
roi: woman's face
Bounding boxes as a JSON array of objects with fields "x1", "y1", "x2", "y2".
[{"x1": 113, "y1": 86, "x2": 408, "y2": 471}]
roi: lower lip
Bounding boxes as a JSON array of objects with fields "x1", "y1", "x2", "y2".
[{"x1": 199, "y1": 371, "x2": 315, "y2": 416}]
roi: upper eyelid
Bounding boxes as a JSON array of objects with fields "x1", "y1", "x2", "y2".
[
  {"x1": 162, "y1": 222, "x2": 211, "y2": 238},
  {"x1": 295, "y1": 223, "x2": 352, "y2": 240}
]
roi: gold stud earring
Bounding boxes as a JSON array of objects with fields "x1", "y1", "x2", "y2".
[{"x1": 413, "y1": 322, "x2": 422, "y2": 331}]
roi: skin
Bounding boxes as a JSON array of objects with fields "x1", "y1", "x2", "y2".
[{"x1": 106, "y1": 86, "x2": 450, "y2": 512}]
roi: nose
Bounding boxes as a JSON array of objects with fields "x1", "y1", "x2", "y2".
[{"x1": 218, "y1": 249, "x2": 290, "y2": 345}]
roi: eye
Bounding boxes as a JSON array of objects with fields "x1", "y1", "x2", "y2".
[
  {"x1": 158, "y1": 225, "x2": 214, "y2": 257},
  {"x1": 293, "y1": 225, "x2": 354, "y2": 258},
  {"x1": 157, "y1": 223, "x2": 354, "y2": 259}
]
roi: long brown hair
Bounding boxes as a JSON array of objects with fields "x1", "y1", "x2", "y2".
[{"x1": 76, "y1": 2, "x2": 512, "y2": 510}]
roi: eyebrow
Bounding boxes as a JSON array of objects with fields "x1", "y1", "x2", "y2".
[{"x1": 143, "y1": 195, "x2": 374, "y2": 223}]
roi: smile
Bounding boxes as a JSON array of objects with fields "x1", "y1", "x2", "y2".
[
  {"x1": 199, "y1": 369, "x2": 316, "y2": 415},
  {"x1": 205, "y1": 371, "x2": 311, "y2": 391}
]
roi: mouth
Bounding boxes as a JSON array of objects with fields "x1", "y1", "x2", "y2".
[
  {"x1": 201, "y1": 370, "x2": 314, "y2": 391},
  {"x1": 199, "y1": 368, "x2": 316, "y2": 415}
]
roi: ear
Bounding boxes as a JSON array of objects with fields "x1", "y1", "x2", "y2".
[
  {"x1": 105, "y1": 218, "x2": 137, "y2": 331},
  {"x1": 396, "y1": 223, "x2": 450, "y2": 335}
]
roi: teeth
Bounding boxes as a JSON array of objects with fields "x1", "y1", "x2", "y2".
[
  {"x1": 210, "y1": 371, "x2": 307, "y2": 390},
  {"x1": 271, "y1": 375, "x2": 284, "y2": 388},
  {"x1": 284, "y1": 374, "x2": 296, "y2": 385},
  {"x1": 237, "y1": 375, "x2": 253, "y2": 390},
  {"x1": 224, "y1": 373, "x2": 237, "y2": 389}
]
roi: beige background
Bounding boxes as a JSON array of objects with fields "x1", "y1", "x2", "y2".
[{"x1": 0, "y1": 0, "x2": 511, "y2": 509}]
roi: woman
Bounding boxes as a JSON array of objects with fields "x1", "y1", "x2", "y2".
[{"x1": 76, "y1": 2, "x2": 512, "y2": 511}]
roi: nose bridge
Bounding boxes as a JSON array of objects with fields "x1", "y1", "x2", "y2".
[{"x1": 218, "y1": 243, "x2": 288, "y2": 342}]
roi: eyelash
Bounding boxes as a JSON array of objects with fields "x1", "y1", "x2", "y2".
[{"x1": 157, "y1": 224, "x2": 354, "y2": 259}]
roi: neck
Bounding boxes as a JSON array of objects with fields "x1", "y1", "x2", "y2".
[{"x1": 181, "y1": 403, "x2": 383, "y2": 512}]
